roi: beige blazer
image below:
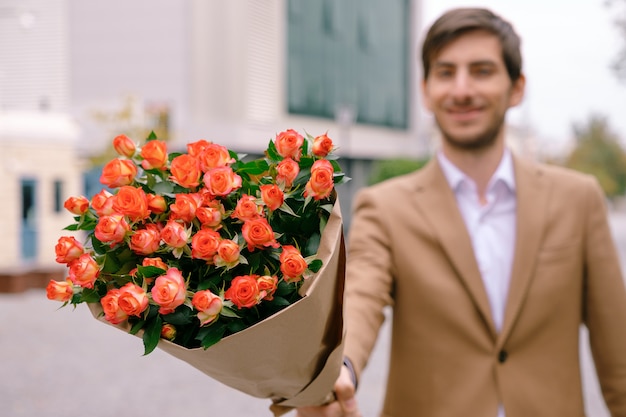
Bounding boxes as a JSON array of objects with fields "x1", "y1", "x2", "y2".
[{"x1": 344, "y1": 155, "x2": 626, "y2": 417}]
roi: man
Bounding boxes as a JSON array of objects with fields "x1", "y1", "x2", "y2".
[{"x1": 297, "y1": 7, "x2": 626, "y2": 417}]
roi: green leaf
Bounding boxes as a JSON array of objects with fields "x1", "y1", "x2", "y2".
[
  {"x1": 142, "y1": 315, "x2": 163, "y2": 355},
  {"x1": 308, "y1": 259, "x2": 323, "y2": 273},
  {"x1": 129, "y1": 319, "x2": 145, "y2": 335},
  {"x1": 163, "y1": 307, "x2": 194, "y2": 326},
  {"x1": 151, "y1": 180, "x2": 175, "y2": 195},
  {"x1": 227, "y1": 320, "x2": 248, "y2": 333},
  {"x1": 237, "y1": 159, "x2": 270, "y2": 175},
  {"x1": 266, "y1": 295, "x2": 291, "y2": 308},
  {"x1": 278, "y1": 201, "x2": 299, "y2": 217},
  {"x1": 266, "y1": 139, "x2": 281, "y2": 161},
  {"x1": 147, "y1": 131, "x2": 158, "y2": 140},
  {"x1": 79, "y1": 288, "x2": 101, "y2": 303},
  {"x1": 199, "y1": 323, "x2": 227, "y2": 349},
  {"x1": 220, "y1": 306, "x2": 241, "y2": 318},
  {"x1": 137, "y1": 265, "x2": 167, "y2": 278}
]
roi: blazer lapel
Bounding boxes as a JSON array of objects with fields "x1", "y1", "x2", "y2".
[
  {"x1": 497, "y1": 156, "x2": 551, "y2": 347},
  {"x1": 413, "y1": 159, "x2": 497, "y2": 339}
]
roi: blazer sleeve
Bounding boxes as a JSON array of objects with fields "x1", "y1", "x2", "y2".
[
  {"x1": 343, "y1": 186, "x2": 395, "y2": 381},
  {"x1": 583, "y1": 177, "x2": 626, "y2": 416}
]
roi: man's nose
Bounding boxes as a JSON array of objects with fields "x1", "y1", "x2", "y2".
[{"x1": 451, "y1": 71, "x2": 473, "y2": 99}]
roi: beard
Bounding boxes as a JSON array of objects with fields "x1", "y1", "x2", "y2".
[{"x1": 435, "y1": 113, "x2": 506, "y2": 151}]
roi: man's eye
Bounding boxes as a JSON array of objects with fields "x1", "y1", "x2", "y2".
[
  {"x1": 473, "y1": 67, "x2": 493, "y2": 76},
  {"x1": 435, "y1": 69, "x2": 453, "y2": 78}
]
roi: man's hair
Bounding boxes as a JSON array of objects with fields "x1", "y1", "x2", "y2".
[{"x1": 421, "y1": 8, "x2": 522, "y2": 82}]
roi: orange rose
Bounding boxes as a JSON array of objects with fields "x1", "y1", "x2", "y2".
[
  {"x1": 55, "y1": 236, "x2": 84, "y2": 264},
  {"x1": 224, "y1": 275, "x2": 261, "y2": 309},
  {"x1": 170, "y1": 154, "x2": 202, "y2": 189},
  {"x1": 112, "y1": 186, "x2": 150, "y2": 222},
  {"x1": 117, "y1": 282, "x2": 149, "y2": 317},
  {"x1": 257, "y1": 275, "x2": 278, "y2": 301},
  {"x1": 46, "y1": 279, "x2": 74, "y2": 302},
  {"x1": 242, "y1": 218, "x2": 279, "y2": 251},
  {"x1": 191, "y1": 228, "x2": 221, "y2": 262},
  {"x1": 91, "y1": 189, "x2": 114, "y2": 216},
  {"x1": 160, "y1": 220, "x2": 190, "y2": 249},
  {"x1": 187, "y1": 139, "x2": 211, "y2": 157},
  {"x1": 198, "y1": 143, "x2": 235, "y2": 172},
  {"x1": 141, "y1": 139, "x2": 168, "y2": 170},
  {"x1": 64, "y1": 196, "x2": 90, "y2": 215},
  {"x1": 161, "y1": 323, "x2": 177, "y2": 340},
  {"x1": 276, "y1": 158, "x2": 300, "y2": 188},
  {"x1": 68, "y1": 253, "x2": 100, "y2": 289},
  {"x1": 213, "y1": 239, "x2": 241, "y2": 269},
  {"x1": 142, "y1": 257, "x2": 169, "y2": 271},
  {"x1": 196, "y1": 201, "x2": 225, "y2": 228},
  {"x1": 274, "y1": 129, "x2": 303, "y2": 160},
  {"x1": 191, "y1": 290, "x2": 223, "y2": 325},
  {"x1": 94, "y1": 214, "x2": 130, "y2": 246},
  {"x1": 260, "y1": 184, "x2": 284, "y2": 211},
  {"x1": 112, "y1": 134, "x2": 136, "y2": 157},
  {"x1": 146, "y1": 194, "x2": 167, "y2": 214},
  {"x1": 151, "y1": 267, "x2": 187, "y2": 314},
  {"x1": 280, "y1": 245, "x2": 308, "y2": 283},
  {"x1": 203, "y1": 166, "x2": 242, "y2": 197},
  {"x1": 304, "y1": 159, "x2": 335, "y2": 200},
  {"x1": 101, "y1": 289, "x2": 128, "y2": 324},
  {"x1": 100, "y1": 158, "x2": 137, "y2": 188},
  {"x1": 231, "y1": 194, "x2": 263, "y2": 222},
  {"x1": 129, "y1": 224, "x2": 161, "y2": 255},
  {"x1": 312, "y1": 133, "x2": 334, "y2": 157},
  {"x1": 169, "y1": 193, "x2": 201, "y2": 223}
]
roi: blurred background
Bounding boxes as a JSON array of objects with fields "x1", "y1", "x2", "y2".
[{"x1": 0, "y1": 0, "x2": 625, "y2": 415}]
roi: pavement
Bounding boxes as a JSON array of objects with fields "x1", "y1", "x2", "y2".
[{"x1": 2, "y1": 211, "x2": 626, "y2": 417}]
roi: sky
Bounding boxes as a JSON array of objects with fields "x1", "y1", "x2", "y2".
[{"x1": 420, "y1": 0, "x2": 626, "y2": 154}]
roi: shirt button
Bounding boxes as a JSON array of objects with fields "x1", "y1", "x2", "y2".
[{"x1": 498, "y1": 350, "x2": 508, "y2": 363}]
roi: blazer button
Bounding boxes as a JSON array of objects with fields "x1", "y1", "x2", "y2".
[{"x1": 498, "y1": 350, "x2": 508, "y2": 363}]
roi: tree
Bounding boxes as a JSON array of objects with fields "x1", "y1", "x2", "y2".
[
  {"x1": 89, "y1": 95, "x2": 171, "y2": 166},
  {"x1": 368, "y1": 158, "x2": 429, "y2": 185},
  {"x1": 564, "y1": 115, "x2": 626, "y2": 198},
  {"x1": 606, "y1": 0, "x2": 626, "y2": 81}
]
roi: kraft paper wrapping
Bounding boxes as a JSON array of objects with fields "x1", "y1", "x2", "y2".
[{"x1": 88, "y1": 200, "x2": 346, "y2": 416}]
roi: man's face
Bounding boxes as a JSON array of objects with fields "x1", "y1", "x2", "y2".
[{"x1": 422, "y1": 30, "x2": 525, "y2": 150}]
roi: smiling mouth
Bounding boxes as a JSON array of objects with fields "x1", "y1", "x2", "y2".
[{"x1": 447, "y1": 108, "x2": 483, "y2": 122}]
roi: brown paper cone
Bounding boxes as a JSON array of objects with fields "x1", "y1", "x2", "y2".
[{"x1": 89, "y1": 200, "x2": 346, "y2": 416}]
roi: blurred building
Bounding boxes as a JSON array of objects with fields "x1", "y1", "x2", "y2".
[
  {"x1": 0, "y1": 0, "x2": 81, "y2": 284},
  {"x1": 69, "y1": 0, "x2": 425, "y2": 227},
  {"x1": 1, "y1": 0, "x2": 427, "y2": 278}
]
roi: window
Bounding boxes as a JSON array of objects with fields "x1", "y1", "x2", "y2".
[
  {"x1": 287, "y1": 0, "x2": 410, "y2": 129},
  {"x1": 53, "y1": 179, "x2": 63, "y2": 213}
]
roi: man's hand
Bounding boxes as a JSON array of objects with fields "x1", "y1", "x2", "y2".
[{"x1": 295, "y1": 365, "x2": 362, "y2": 417}]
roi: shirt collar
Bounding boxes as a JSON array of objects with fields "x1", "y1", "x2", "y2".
[{"x1": 437, "y1": 148, "x2": 516, "y2": 193}]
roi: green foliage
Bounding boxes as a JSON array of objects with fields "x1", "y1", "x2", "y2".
[
  {"x1": 368, "y1": 158, "x2": 430, "y2": 185},
  {"x1": 606, "y1": 0, "x2": 626, "y2": 81},
  {"x1": 564, "y1": 115, "x2": 626, "y2": 198}
]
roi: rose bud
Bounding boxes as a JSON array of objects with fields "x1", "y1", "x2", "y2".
[
  {"x1": 46, "y1": 279, "x2": 74, "y2": 302},
  {"x1": 161, "y1": 324, "x2": 177, "y2": 340},
  {"x1": 64, "y1": 196, "x2": 90, "y2": 215},
  {"x1": 312, "y1": 133, "x2": 334, "y2": 157},
  {"x1": 113, "y1": 134, "x2": 136, "y2": 157}
]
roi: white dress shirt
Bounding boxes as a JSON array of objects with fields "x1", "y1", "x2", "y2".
[{"x1": 437, "y1": 149, "x2": 517, "y2": 417}]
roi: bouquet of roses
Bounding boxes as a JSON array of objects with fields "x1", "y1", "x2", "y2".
[{"x1": 47, "y1": 129, "x2": 348, "y2": 414}]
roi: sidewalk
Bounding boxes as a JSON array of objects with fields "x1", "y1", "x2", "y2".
[{"x1": 0, "y1": 289, "x2": 389, "y2": 417}]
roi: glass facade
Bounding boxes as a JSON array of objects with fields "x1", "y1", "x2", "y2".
[{"x1": 287, "y1": 0, "x2": 410, "y2": 129}]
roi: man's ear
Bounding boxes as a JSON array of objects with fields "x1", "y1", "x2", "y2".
[
  {"x1": 421, "y1": 78, "x2": 433, "y2": 112},
  {"x1": 509, "y1": 73, "x2": 526, "y2": 107}
]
